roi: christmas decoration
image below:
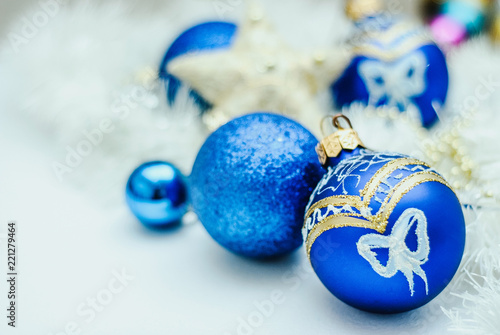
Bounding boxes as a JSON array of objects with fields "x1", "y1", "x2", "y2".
[
  {"x1": 3, "y1": 0, "x2": 500, "y2": 331},
  {"x1": 303, "y1": 115, "x2": 465, "y2": 313},
  {"x1": 159, "y1": 21, "x2": 237, "y2": 113},
  {"x1": 167, "y1": 1, "x2": 351, "y2": 130},
  {"x1": 126, "y1": 161, "x2": 189, "y2": 227},
  {"x1": 191, "y1": 113, "x2": 323, "y2": 258},
  {"x1": 332, "y1": 0, "x2": 449, "y2": 128},
  {"x1": 492, "y1": 1, "x2": 500, "y2": 42},
  {"x1": 424, "y1": 0, "x2": 491, "y2": 48},
  {"x1": 429, "y1": 14, "x2": 468, "y2": 47}
]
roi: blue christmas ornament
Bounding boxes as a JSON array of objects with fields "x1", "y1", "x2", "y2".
[
  {"x1": 332, "y1": 15, "x2": 449, "y2": 128},
  {"x1": 191, "y1": 113, "x2": 324, "y2": 258},
  {"x1": 126, "y1": 161, "x2": 189, "y2": 228},
  {"x1": 159, "y1": 21, "x2": 237, "y2": 112},
  {"x1": 304, "y1": 115, "x2": 465, "y2": 313}
]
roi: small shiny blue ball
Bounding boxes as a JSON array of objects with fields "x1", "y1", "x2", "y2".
[
  {"x1": 304, "y1": 150, "x2": 465, "y2": 313},
  {"x1": 191, "y1": 113, "x2": 324, "y2": 258},
  {"x1": 126, "y1": 161, "x2": 189, "y2": 228},
  {"x1": 159, "y1": 21, "x2": 237, "y2": 112},
  {"x1": 332, "y1": 16, "x2": 448, "y2": 128}
]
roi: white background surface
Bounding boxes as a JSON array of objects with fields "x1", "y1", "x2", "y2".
[
  {"x1": 0, "y1": 102, "x2": 453, "y2": 335},
  {"x1": 0, "y1": 0, "x2": 454, "y2": 334}
]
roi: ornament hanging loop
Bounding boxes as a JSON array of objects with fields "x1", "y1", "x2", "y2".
[
  {"x1": 333, "y1": 114, "x2": 353, "y2": 130},
  {"x1": 320, "y1": 114, "x2": 354, "y2": 137},
  {"x1": 317, "y1": 114, "x2": 365, "y2": 166}
]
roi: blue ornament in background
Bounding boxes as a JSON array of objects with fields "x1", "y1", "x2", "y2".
[
  {"x1": 332, "y1": 15, "x2": 449, "y2": 128},
  {"x1": 126, "y1": 161, "x2": 189, "y2": 228},
  {"x1": 159, "y1": 21, "x2": 237, "y2": 112},
  {"x1": 191, "y1": 113, "x2": 324, "y2": 258},
  {"x1": 305, "y1": 115, "x2": 465, "y2": 313}
]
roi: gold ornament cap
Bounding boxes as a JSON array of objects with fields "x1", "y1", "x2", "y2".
[
  {"x1": 316, "y1": 114, "x2": 365, "y2": 166},
  {"x1": 492, "y1": 15, "x2": 500, "y2": 43},
  {"x1": 345, "y1": 0, "x2": 384, "y2": 21}
]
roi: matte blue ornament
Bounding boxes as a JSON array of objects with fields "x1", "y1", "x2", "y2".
[
  {"x1": 158, "y1": 21, "x2": 237, "y2": 112},
  {"x1": 305, "y1": 115, "x2": 465, "y2": 313},
  {"x1": 191, "y1": 113, "x2": 324, "y2": 258},
  {"x1": 126, "y1": 161, "x2": 189, "y2": 228},
  {"x1": 332, "y1": 15, "x2": 449, "y2": 128}
]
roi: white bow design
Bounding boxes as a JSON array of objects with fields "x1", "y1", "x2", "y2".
[
  {"x1": 356, "y1": 208, "x2": 430, "y2": 296},
  {"x1": 359, "y1": 51, "x2": 427, "y2": 111}
]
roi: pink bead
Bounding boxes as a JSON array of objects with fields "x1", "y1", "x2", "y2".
[{"x1": 430, "y1": 15, "x2": 467, "y2": 48}]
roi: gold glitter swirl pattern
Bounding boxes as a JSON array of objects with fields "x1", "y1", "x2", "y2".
[
  {"x1": 307, "y1": 216, "x2": 372, "y2": 256},
  {"x1": 304, "y1": 158, "x2": 429, "y2": 222},
  {"x1": 359, "y1": 158, "x2": 429, "y2": 200},
  {"x1": 352, "y1": 37, "x2": 430, "y2": 62},
  {"x1": 304, "y1": 195, "x2": 364, "y2": 223},
  {"x1": 351, "y1": 20, "x2": 432, "y2": 61},
  {"x1": 304, "y1": 158, "x2": 452, "y2": 258}
]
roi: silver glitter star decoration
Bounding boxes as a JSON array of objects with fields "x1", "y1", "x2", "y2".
[{"x1": 168, "y1": 1, "x2": 352, "y2": 130}]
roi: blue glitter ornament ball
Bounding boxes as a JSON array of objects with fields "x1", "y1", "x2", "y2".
[
  {"x1": 191, "y1": 113, "x2": 324, "y2": 258},
  {"x1": 159, "y1": 21, "x2": 237, "y2": 112},
  {"x1": 304, "y1": 148, "x2": 465, "y2": 313},
  {"x1": 332, "y1": 15, "x2": 449, "y2": 127},
  {"x1": 126, "y1": 161, "x2": 189, "y2": 228}
]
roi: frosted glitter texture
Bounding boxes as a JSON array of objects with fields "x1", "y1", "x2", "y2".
[{"x1": 191, "y1": 113, "x2": 323, "y2": 258}]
